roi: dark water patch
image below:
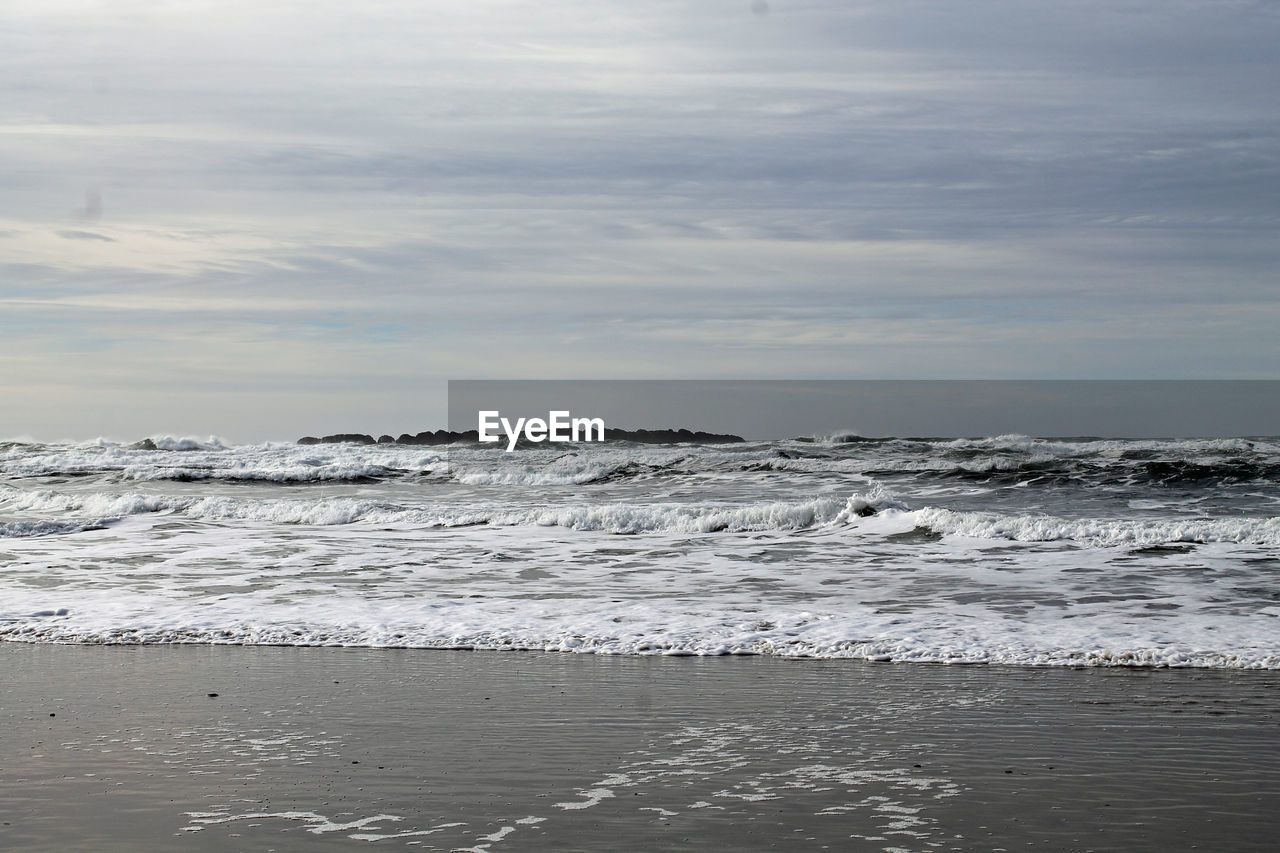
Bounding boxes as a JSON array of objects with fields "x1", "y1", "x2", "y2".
[
  {"x1": 1076, "y1": 593, "x2": 1158, "y2": 605},
  {"x1": 1165, "y1": 564, "x2": 1214, "y2": 575},
  {"x1": 883, "y1": 527, "x2": 944, "y2": 544},
  {"x1": 194, "y1": 584, "x2": 263, "y2": 596},
  {"x1": 1138, "y1": 460, "x2": 1280, "y2": 485},
  {"x1": 578, "y1": 460, "x2": 692, "y2": 484},
  {"x1": 771, "y1": 448, "x2": 828, "y2": 460},
  {"x1": 939, "y1": 447, "x2": 1046, "y2": 462},
  {"x1": 1233, "y1": 586, "x2": 1280, "y2": 601},
  {"x1": 721, "y1": 548, "x2": 809, "y2": 564},
  {"x1": 595, "y1": 560, "x2": 653, "y2": 571},
  {"x1": 933, "y1": 463, "x2": 1084, "y2": 486},
  {"x1": 9, "y1": 471, "x2": 103, "y2": 482},
  {"x1": 115, "y1": 467, "x2": 401, "y2": 485},
  {"x1": 517, "y1": 567, "x2": 556, "y2": 580},
  {"x1": 1130, "y1": 543, "x2": 1197, "y2": 555},
  {"x1": 737, "y1": 460, "x2": 793, "y2": 472},
  {"x1": 990, "y1": 604, "x2": 1035, "y2": 616},
  {"x1": 948, "y1": 590, "x2": 1007, "y2": 605}
]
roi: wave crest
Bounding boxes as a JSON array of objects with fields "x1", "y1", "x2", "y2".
[
  {"x1": 0, "y1": 486, "x2": 906, "y2": 536},
  {"x1": 912, "y1": 507, "x2": 1280, "y2": 546}
]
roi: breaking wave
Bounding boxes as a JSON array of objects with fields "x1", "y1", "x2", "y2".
[
  {"x1": 911, "y1": 507, "x2": 1280, "y2": 547},
  {"x1": 5, "y1": 483, "x2": 1276, "y2": 545},
  {"x1": 0, "y1": 486, "x2": 906, "y2": 536}
]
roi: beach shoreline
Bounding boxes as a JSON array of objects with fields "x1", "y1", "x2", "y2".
[{"x1": 2, "y1": 642, "x2": 1277, "y2": 852}]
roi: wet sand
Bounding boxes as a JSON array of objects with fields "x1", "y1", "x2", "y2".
[{"x1": 1, "y1": 643, "x2": 1277, "y2": 852}]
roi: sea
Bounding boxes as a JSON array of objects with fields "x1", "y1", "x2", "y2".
[{"x1": 2, "y1": 433, "x2": 1278, "y2": 668}]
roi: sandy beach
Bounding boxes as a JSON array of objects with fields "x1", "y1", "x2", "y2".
[{"x1": 2, "y1": 643, "x2": 1277, "y2": 852}]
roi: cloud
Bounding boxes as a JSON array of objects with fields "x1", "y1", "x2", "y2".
[{"x1": 0, "y1": 1, "x2": 1277, "y2": 438}]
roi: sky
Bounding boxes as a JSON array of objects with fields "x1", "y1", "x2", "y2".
[{"x1": 2, "y1": 0, "x2": 1278, "y2": 441}]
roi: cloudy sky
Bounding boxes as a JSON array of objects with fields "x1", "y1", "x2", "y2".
[{"x1": 2, "y1": 0, "x2": 1277, "y2": 441}]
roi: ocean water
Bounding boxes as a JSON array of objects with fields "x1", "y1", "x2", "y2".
[{"x1": 1, "y1": 434, "x2": 1278, "y2": 668}]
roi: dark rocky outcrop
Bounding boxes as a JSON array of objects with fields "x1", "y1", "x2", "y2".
[
  {"x1": 297, "y1": 428, "x2": 744, "y2": 446},
  {"x1": 603, "y1": 428, "x2": 743, "y2": 444},
  {"x1": 395, "y1": 430, "x2": 480, "y2": 445},
  {"x1": 297, "y1": 433, "x2": 377, "y2": 445}
]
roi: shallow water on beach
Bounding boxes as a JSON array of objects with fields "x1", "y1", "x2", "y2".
[
  {"x1": 3, "y1": 646, "x2": 1278, "y2": 852},
  {"x1": 2, "y1": 435, "x2": 1278, "y2": 667}
]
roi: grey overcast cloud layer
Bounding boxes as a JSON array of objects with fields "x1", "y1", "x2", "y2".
[{"x1": 1, "y1": 0, "x2": 1277, "y2": 441}]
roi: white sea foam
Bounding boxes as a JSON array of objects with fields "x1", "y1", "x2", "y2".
[
  {"x1": 5, "y1": 483, "x2": 1276, "y2": 546},
  {"x1": 911, "y1": 507, "x2": 1280, "y2": 546},
  {"x1": 145, "y1": 435, "x2": 231, "y2": 452},
  {"x1": 2, "y1": 437, "x2": 1278, "y2": 669},
  {"x1": 0, "y1": 439, "x2": 448, "y2": 482},
  {"x1": 0, "y1": 519, "x2": 102, "y2": 538},
  {"x1": 0, "y1": 485, "x2": 902, "y2": 536}
]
